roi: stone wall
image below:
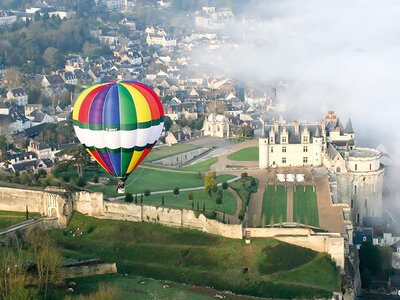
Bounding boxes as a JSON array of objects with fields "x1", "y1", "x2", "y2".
[
  {"x1": 245, "y1": 227, "x2": 345, "y2": 269},
  {"x1": 0, "y1": 186, "x2": 345, "y2": 268},
  {"x1": 98, "y1": 199, "x2": 243, "y2": 239},
  {"x1": 152, "y1": 147, "x2": 210, "y2": 166},
  {"x1": 0, "y1": 187, "x2": 45, "y2": 213},
  {"x1": 64, "y1": 262, "x2": 117, "y2": 279}
]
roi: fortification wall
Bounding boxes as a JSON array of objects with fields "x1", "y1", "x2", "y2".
[
  {"x1": 246, "y1": 227, "x2": 345, "y2": 269},
  {"x1": 0, "y1": 187, "x2": 45, "y2": 213}
]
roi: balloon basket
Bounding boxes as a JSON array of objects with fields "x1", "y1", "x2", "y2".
[{"x1": 117, "y1": 181, "x2": 125, "y2": 194}]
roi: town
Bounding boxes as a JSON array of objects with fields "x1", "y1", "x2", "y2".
[{"x1": 0, "y1": 0, "x2": 397, "y2": 299}]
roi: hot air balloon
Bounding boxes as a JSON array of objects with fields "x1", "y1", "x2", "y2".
[{"x1": 72, "y1": 80, "x2": 164, "y2": 193}]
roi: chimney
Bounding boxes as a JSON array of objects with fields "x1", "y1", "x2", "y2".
[
  {"x1": 274, "y1": 121, "x2": 279, "y2": 132},
  {"x1": 294, "y1": 121, "x2": 299, "y2": 134}
]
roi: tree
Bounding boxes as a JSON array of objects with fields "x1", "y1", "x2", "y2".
[
  {"x1": 216, "y1": 188, "x2": 223, "y2": 204},
  {"x1": 144, "y1": 189, "x2": 151, "y2": 200},
  {"x1": 125, "y1": 193, "x2": 133, "y2": 203},
  {"x1": 163, "y1": 116, "x2": 173, "y2": 131},
  {"x1": 206, "y1": 100, "x2": 226, "y2": 114},
  {"x1": 261, "y1": 215, "x2": 266, "y2": 227},
  {"x1": 359, "y1": 241, "x2": 381, "y2": 280},
  {"x1": 196, "y1": 202, "x2": 199, "y2": 211},
  {"x1": 161, "y1": 195, "x2": 164, "y2": 206},
  {"x1": 204, "y1": 173, "x2": 217, "y2": 199},
  {"x1": 76, "y1": 177, "x2": 86, "y2": 188},
  {"x1": 140, "y1": 193, "x2": 143, "y2": 204},
  {"x1": 93, "y1": 174, "x2": 99, "y2": 183},
  {"x1": 279, "y1": 215, "x2": 283, "y2": 227},
  {"x1": 222, "y1": 181, "x2": 228, "y2": 190},
  {"x1": 43, "y1": 47, "x2": 64, "y2": 69},
  {"x1": 188, "y1": 191, "x2": 194, "y2": 201},
  {"x1": 241, "y1": 172, "x2": 248, "y2": 179},
  {"x1": 252, "y1": 214, "x2": 258, "y2": 227},
  {"x1": 35, "y1": 237, "x2": 64, "y2": 299},
  {"x1": 173, "y1": 187, "x2": 180, "y2": 200},
  {"x1": 203, "y1": 203, "x2": 205, "y2": 211},
  {"x1": 270, "y1": 215, "x2": 275, "y2": 227},
  {"x1": 135, "y1": 194, "x2": 138, "y2": 204}
]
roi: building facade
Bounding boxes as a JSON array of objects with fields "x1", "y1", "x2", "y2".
[{"x1": 259, "y1": 111, "x2": 384, "y2": 226}]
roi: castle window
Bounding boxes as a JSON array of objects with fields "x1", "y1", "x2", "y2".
[
  {"x1": 355, "y1": 164, "x2": 358, "y2": 171},
  {"x1": 270, "y1": 137, "x2": 274, "y2": 143},
  {"x1": 351, "y1": 199, "x2": 353, "y2": 208},
  {"x1": 303, "y1": 136, "x2": 309, "y2": 143},
  {"x1": 365, "y1": 199, "x2": 368, "y2": 209},
  {"x1": 370, "y1": 164, "x2": 372, "y2": 170},
  {"x1": 282, "y1": 157, "x2": 286, "y2": 164},
  {"x1": 354, "y1": 185, "x2": 357, "y2": 195},
  {"x1": 357, "y1": 213, "x2": 360, "y2": 224},
  {"x1": 282, "y1": 136, "x2": 287, "y2": 143},
  {"x1": 303, "y1": 157, "x2": 308, "y2": 163},
  {"x1": 363, "y1": 177, "x2": 365, "y2": 182},
  {"x1": 303, "y1": 146, "x2": 308, "y2": 152},
  {"x1": 208, "y1": 126, "x2": 210, "y2": 131},
  {"x1": 270, "y1": 147, "x2": 273, "y2": 153},
  {"x1": 336, "y1": 167, "x2": 341, "y2": 173},
  {"x1": 282, "y1": 146, "x2": 286, "y2": 153}
]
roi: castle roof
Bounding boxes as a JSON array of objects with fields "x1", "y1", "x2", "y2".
[
  {"x1": 263, "y1": 123, "x2": 322, "y2": 144},
  {"x1": 344, "y1": 117, "x2": 354, "y2": 134}
]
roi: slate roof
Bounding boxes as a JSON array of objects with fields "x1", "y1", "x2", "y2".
[
  {"x1": 344, "y1": 117, "x2": 354, "y2": 134},
  {"x1": 10, "y1": 88, "x2": 27, "y2": 97},
  {"x1": 263, "y1": 123, "x2": 323, "y2": 144},
  {"x1": 23, "y1": 123, "x2": 47, "y2": 138},
  {"x1": 353, "y1": 229, "x2": 373, "y2": 245}
]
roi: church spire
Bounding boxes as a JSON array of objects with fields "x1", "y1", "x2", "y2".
[{"x1": 344, "y1": 117, "x2": 354, "y2": 134}]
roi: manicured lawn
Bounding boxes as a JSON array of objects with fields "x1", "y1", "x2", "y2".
[
  {"x1": 262, "y1": 185, "x2": 287, "y2": 224},
  {"x1": 87, "y1": 168, "x2": 236, "y2": 197},
  {"x1": 145, "y1": 144, "x2": 199, "y2": 162},
  {"x1": 138, "y1": 188, "x2": 236, "y2": 215},
  {"x1": 50, "y1": 212, "x2": 340, "y2": 299},
  {"x1": 293, "y1": 185, "x2": 319, "y2": 227},
  {"x1": 0, "y1": 210, "x2": 40, "y2": 229},
  {"x1": 227, "y1": 147, "x2": 259, "y2": 161}
]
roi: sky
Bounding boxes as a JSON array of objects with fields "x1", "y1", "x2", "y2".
[{"x1": 193, "y1": 0, "x2": 400, "y2": 157}]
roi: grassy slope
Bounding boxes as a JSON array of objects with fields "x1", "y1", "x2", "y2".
[
  {"x1": 50, "y1": 213, "x2": 339, "y2": 299},
  {"x1": 145, "y1": 144, "x2": 199, "y2": 161},
  {"x1": 139, "y1": 188, "x2": 236, "y2": 215},
  {"x1": 293, "y1": 185, "x2": 319, "y2": 227},
  {"x1": 262, "y1": 185, "x2": 287, "y2": 223},
  {"x1": 227, "y1": 147, "x2": 259, "y2": 161},
  {"x1": 0, "y1": 211, "x2": 41, "y2": 229},
  {"x1": 87, "y1": 168, "x2": 235, "y2": 197}
]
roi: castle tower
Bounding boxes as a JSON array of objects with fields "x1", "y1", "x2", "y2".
[
  {"x1": 312, "y1": 125, "x2": 323, "y2": 166},
  {"x1": 259, "y1": 120, "x2": 269, "y2": 169}
]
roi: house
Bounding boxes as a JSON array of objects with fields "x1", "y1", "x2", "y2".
[
  {"x1": 10, "y1": 152, "x2": 37, "y2": 164},
  {"x1": 202, "y1": 114, "x2": 229, "y2": 138},
  {"x1": 0, "y1": 10, "x2": 17, "y2": 27},
  {"x1": 165, "y1": 130, "x2": 190, "y2": 145},
  {"x1": 11, "y1": 158, "x2": 54, "y2": 173},
  {"x1": 7, "y1": 88, "x2": 28, "y2": 106},
  {"x1": 25, "y1": 104, "x2": 42, "y2": 117},
  {"x1": 29, "y1": 110, "x2": 56, "y2": 126},
  {"x1": 0, "y1": 103, "x2": 10, "y2": 115},
  {"x1": 41, "y1": 74, "x2": 64, "y2": 90},
  {"x1": 28, "y1": 140, "x2": 53, "y2": 159},
  {"x1": 353, "y1": 229, "x2": 373, "y2": 249},
  {"x1": 62, "y1": 72, "x2": 77, "y2": 85}
]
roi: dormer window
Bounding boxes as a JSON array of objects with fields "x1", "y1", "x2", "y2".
[
  {"x1": 303, "y1": 136, "x2": 309, "y2": 143},
  {"x1": 282, "y1": 136, "x2": 287, "y2": 143}
]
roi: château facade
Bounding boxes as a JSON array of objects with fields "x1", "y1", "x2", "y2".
[{"x1": 259, "y1": 111, "x2": 384, "y2": 226}]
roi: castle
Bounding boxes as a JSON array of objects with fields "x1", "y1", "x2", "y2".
[{"x1": 259, "y1": 111, "x2": 384, "y2": 226}]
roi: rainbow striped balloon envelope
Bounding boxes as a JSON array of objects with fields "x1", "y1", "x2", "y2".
[{"x1": 72, "y1": 80, "x2": 164, "y2": 181}]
